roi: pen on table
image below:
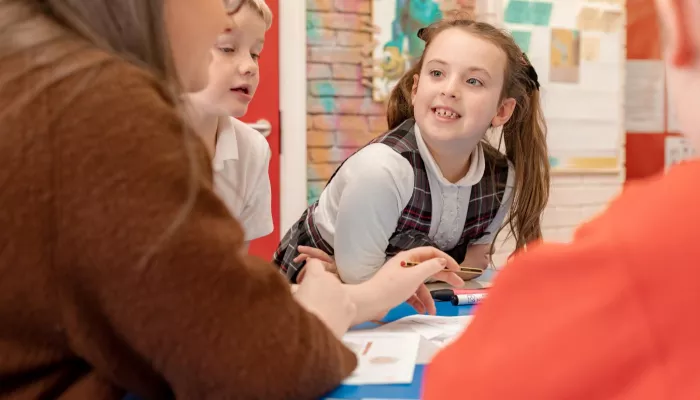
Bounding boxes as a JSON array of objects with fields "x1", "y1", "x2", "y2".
[
  {"x1": 451, "y1": 292, "x2": 487, "y2": 305},
  {"x1": 430, "y1": 288, "x2": 489, "y2": 303},
  {"x1": 400, "y1": 260, "x2": 484, "y2": 275}
]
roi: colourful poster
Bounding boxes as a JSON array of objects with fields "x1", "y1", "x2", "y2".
[
  {"x1": 370, "y1": 0, "x2": 481, "y2": 102},
  {"x1": 371, "y1": 0, "x2": 444, "y2": 102}
]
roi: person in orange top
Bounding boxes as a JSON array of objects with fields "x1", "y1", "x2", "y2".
[{"x1": 423, "y1": 0, "x2": 700, "y2": 398}]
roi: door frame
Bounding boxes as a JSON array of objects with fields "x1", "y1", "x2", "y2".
[{"x1": 279, "y1": 1, "x2": 308, "y2": 237}]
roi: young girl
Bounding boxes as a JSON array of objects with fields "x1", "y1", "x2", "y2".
[
  {"x1": 275, "y1": 15, "x2": 550, "y2": 284},
  {"x1": 187, "y1": 0, "x2": 273, "y2": 247},
  {"x1": 425, "y1": 0, "x2": 700, "y2": 397}
]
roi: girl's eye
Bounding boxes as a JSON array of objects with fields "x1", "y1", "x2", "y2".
[
  {"x1": 219, "y1": 47, "x2": 235, "y2": 53},
  {"x1": 251, "y1": 54, "x2": 260, "y2": 62},
  {"x1": 466, "y1": 77, "x2": 483, "y2": 86},
  {"x1": 429, "y1": 70, "x2": 443, "y2": 77}
]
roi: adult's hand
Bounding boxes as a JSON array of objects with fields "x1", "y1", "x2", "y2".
[
  {"x1": 346, "y1": 247, "x2": 462, "y2": 324},
  {"x1": 294, "y1": 259, "x2": 356, "y2": 338}
]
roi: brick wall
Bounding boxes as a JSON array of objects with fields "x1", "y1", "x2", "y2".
[
  {"x1": 304, "y1": 0, "x2": 626, "y2": 266},
  {"x1": 307, "y1": 0, "x2": 377, "y2": 202}
]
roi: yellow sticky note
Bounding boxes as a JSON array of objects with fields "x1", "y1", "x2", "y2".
[
  {"x1": 577, "y1": 7, "x2": 603, "y2": 31},
  {"x1": 581, "y1": 36, "x2": 601, "y2": 61},
  {"x1": 600, "y1": 10, "x2": 624, "y2": 33}
]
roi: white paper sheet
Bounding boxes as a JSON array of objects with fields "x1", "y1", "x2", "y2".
[
  {"x1": 665, "y1": 136, "x2": 697, "y2": 171},
  {"x1": 667, "y1": 80, "x2": 680, "y2": 133},
  {"x1": 374, "y1": 315, "x2": 473, "y2": 349},
  {"x1": 341, "y1": 332, "x2": 420, "y2": 385},
  {"x1": 625, "y1": 60, "x2": 666, "y2": 133}
]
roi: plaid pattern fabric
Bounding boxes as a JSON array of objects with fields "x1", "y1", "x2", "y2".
[
  {"x1": 273, "y1": 203, "x2": 335, "y2": 282},
  {"x1": 273, "y1": 119, "x2": 508, "y2": 281},
  {"x1": 380, "y1": 120, "x2": 508, "y2": 262},
  {"x1": 386, "y1": 155, "x2": 509, "y2": 263}
]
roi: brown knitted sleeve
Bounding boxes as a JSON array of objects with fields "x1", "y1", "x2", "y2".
[{"x1": 48, "y1": 60, "x2": 356, "y2": 399}]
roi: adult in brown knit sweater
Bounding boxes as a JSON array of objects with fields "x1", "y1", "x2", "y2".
[{"x1": 0, "y1": 0, "x2": 462, "y2": 399}]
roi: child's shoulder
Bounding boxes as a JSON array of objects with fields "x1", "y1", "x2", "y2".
[
  {"x1": 331, "y1": 143, "x2": 415, "y2": 188},
  {"x1": 328, "y1": 143, "x2": 416, "y2": 204},
  {"x1": 346, "y1": 143, "x2": 411, "y2": 170}
]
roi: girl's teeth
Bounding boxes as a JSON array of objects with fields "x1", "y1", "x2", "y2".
[{"x1": 434, "y1": 109, "x2": 458, "y2": 119}]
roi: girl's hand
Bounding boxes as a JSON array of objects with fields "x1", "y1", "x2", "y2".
[
  {"x1": 458, "y1": 244, "x2": 490, "y2": 281},
  {"x1": 294, "y1": 259, "x2": 356, "y2": 338},
  {"x1": 294, "y1": 246, "x2": 337, "y2": 283}
]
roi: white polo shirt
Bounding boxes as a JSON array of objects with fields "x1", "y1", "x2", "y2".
[{"x1": 212, "y1": 117, "x2": 273, "y2": 242}]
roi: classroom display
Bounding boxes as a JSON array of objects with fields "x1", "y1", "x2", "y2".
[
  {"x1": 370, "y1": 0, "x2": 627, "y2": 173},
  {"x1": 370, "y1": 0, "x2": 446, "y2": 102},
  {"x1": 503, "y1": 0, "x2": 625, "y2": 172}
]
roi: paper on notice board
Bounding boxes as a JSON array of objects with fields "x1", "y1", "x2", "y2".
[
  {"x1": 504, "y1": 1, "x2": 553, "y2": 26},
  {"x1": 577, "y1": 7, "x2": 602, "y2": 31},
  {"x1": 600, "y1": 10, "x2": 624, "y2": 33},
  {"x1": 550, "y1": 29, "x2": 580, "y2": 83},
  {"x1": 511, "y1": 30, "x2": 532, "y2": 53},
  {"x1": 586, "y1": 0, "x2": 625, "y2": 5},
  {"x1": 665, "y1": 136, "x2": 697, "y2": 171},
  {"x1": 580, "y1": 36, "x2": 601, "y2": 62},
  {"x1": 625, "y1": 60, "x2": 665, "y2": 133},
  {"x1": 341, "y1": 332, "x2": 420, "y2": 385},
  {"x1": 666, "y1": 80, "x2": 680, "y2": 133}
]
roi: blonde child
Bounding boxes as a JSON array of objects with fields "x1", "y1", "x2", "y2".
[
  {"x1": 275, "y1": 15, "x2": 550, "y2": 284},
  {"x1": 425, "y1": 0, "x2": 700, "y2": 397},
  {"x1": 187, "y1": 0, "x2": 273, "y2": 247}
]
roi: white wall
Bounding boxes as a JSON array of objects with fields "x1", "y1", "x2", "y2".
[
  {"x1": 491, "y1": 173, "x2": 625, "y2": 266},
  {"x1": 279, "y1": 0, "x2": 308, "y2": 236}
]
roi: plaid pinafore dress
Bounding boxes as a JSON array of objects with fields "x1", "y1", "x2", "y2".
[{"x1": 273, "y1": 119, "x2": 509, "y2": 282}]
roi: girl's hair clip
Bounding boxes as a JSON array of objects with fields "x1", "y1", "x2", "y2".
[
  {"x1": 525, "y1": 64, "x2": 540, "y2": 90},
  {"x1": 520, "y1": 53, "x2": 540, "y2": 91}
]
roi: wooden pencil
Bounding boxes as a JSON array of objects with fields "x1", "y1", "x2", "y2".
[{"x1": 400, "y1": 260, "x2": 483, "y2": 274}]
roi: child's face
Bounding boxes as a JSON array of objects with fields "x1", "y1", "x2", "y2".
[
  {"x1": 410, "y1": 28, "x2": 515, "y2": 150},
  {"x1": 165, "y1": 0, "x2": 230, "y2": 92},
  {"x1": 656, "y1": 0, "x2": 700, "y2": 147},
  {"x1": 194, "y1": 4, "x2": 266, "y2": 117}
]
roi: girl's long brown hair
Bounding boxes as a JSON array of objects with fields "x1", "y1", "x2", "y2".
[{"x1": 387, "y1": 15, "x2": 550, "y2": 256}]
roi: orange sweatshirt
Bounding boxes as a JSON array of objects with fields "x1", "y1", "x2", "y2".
[{"x1": 424, "y1": 161, "x2": 700, "y2": 399}]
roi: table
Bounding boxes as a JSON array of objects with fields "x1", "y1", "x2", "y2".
[
  {"x1": 323, "y1": 301, "x2": 477, "y2": 400},
  {"x1": 324, "y1": 269, "x2": 496, "y2": 399},
  {"x1": 125, "y1": 271, "x2": 495, "y2": 400}
]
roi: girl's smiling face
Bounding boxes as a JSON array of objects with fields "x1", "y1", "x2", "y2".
[{"x1": 410, "y1": 27, "x2": 516, "y2": 151}]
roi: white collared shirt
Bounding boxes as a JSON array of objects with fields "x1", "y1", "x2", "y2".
[
  {"x1": 312, "y1": 124, "x2": 514, "y2": 283},
  {"x1": 213, "y1": 117, "x2": 273, "y2": 242}
]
